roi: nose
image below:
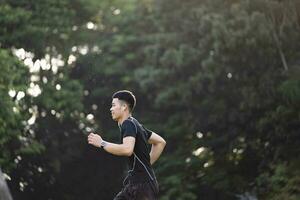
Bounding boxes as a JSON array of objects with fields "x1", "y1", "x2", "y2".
[{"x1": 110, "y1": 107, "x2": 113, "y2": 112}]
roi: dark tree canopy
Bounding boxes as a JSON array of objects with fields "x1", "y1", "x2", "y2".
[{"x1": 1, "y1": 0, "x2": 299, "y2": 199}]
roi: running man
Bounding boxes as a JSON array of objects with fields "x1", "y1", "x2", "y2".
[{"x1": 88, "y1": 90, "x2": 166, "y2": 200}]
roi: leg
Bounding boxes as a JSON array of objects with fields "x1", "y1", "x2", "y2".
[
  {"x1": 114, "y1": 181, "x2": 158, "y2": 200},
  {"x1": 113, "y1": 188, "x2": 128, "y2": 200},
  {"x1": 113, "y1": 191, "x2": 127, "y2": 200},
  {"x1": 135, "y1": 181, "x2": 159, "y2": 200},
  {"x1": 113, "y1": 184, "x2": 138, "y2": 200}
]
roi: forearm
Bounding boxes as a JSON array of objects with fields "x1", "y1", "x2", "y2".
[
  {"x1": 150, "y1": 143, "x2": 165, "y2": 165},
  {"x1": 102, "y1": 141, "x2": 132, "y2": 156}
]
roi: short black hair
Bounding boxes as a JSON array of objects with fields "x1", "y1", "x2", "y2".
[{"x1": 112, "y1": 90, "x2": 136, "y2": 112}]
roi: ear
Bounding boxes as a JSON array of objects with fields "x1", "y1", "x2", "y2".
[{"x1": 122, "y1": 104, "x2": 126, "y2": 111}]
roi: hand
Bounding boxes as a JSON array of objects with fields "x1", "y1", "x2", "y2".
[{"x1": 87, "y1": 133, "x2": 102, "y2": 148}]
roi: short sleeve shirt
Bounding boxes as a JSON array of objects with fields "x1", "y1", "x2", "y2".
[
  {"x1": 121, "y1": 120, "x2": 152, "y2": 139},
  {"x1": 119, "y1": 117, "x2": 155, "y2": 182}
]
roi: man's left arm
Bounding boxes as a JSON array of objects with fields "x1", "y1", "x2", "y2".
[
  {"x1": 88, "y1": 133, "x2": 135, "y2": 157},
  {"x1": 148, "y1": 132, "x2": 166, "y2": 165}
]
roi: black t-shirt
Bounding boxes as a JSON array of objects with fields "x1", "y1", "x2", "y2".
[{"x1": 120, "y1": 116, "x2": 156, "y2": 183}]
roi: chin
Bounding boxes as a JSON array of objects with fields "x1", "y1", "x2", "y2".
[{"x1": 112, "y1": 116, "x2": 117, "y2": 121}]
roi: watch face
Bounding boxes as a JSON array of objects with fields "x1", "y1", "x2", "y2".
[{"x1": 101, "y1": 141, "x2": 107, "y2": 147}]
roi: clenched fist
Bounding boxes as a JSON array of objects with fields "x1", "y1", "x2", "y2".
[{"x1": 87, "y1": 133, "x2": 102, "y2": 148}]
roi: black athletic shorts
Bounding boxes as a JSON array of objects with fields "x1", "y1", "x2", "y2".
[{"x1": 113, "y1": 179, "x2": 159, "y2": 200}]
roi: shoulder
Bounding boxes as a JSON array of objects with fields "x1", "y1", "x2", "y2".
[
  {"x1": 121, "y1": 119, "x2": 137, "y2": 131},
  {"x1": 122, "y1": 119, "x2": 134, "y2": 127}
]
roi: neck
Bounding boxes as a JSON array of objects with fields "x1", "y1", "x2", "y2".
[{"x1": 118, "y1": 113, "x2": 131, "y2": 125}]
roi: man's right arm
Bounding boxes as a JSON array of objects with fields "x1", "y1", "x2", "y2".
[{"x1": 148, "y1": 132, "x2": 166, "y2": 165}]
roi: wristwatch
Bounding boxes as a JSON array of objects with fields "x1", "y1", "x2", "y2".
[{"x1": 100, "y1": 141, "x2": 107, "y2": 148}]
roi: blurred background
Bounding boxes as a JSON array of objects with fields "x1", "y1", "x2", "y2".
[{"x1": 0, "y1": 0, "x2": 300, "y2": 199}]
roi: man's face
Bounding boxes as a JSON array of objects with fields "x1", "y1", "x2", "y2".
[{"x1": 110, "y1": 98, "x2": 125, "y2": 121}]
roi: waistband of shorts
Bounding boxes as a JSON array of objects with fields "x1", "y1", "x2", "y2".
[{"x1": 125, "y1": 170, "x2": 157, "y2": 184}]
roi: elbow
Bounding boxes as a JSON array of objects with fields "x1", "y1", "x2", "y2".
[
  {"x1": 124, "y1": 149, "x2": 134, "y2": 157},
  {"x1": 153, "y1": 139, "x2": 166, "y2": 148},
  {"x1": 161, "y1": 139, "x2": 167, "y2": 148},
  {"x1": 163, "y1": 140, "x2": 166, "y2": 148}
]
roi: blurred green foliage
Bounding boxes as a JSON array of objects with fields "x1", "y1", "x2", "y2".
[{"x1": 0, "y1": 0, "x2": 299, "y2": 199}]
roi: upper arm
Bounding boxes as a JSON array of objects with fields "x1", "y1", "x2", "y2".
[
  {"x1": 121, "y1": 120, "x2": 137, "y2": 156},
  {"x1": 148, "y1": 132, "x2": 166, "y2": 145},
  {"x1": 122, "y1": 136, "x2": 135, "y2": 156}
]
